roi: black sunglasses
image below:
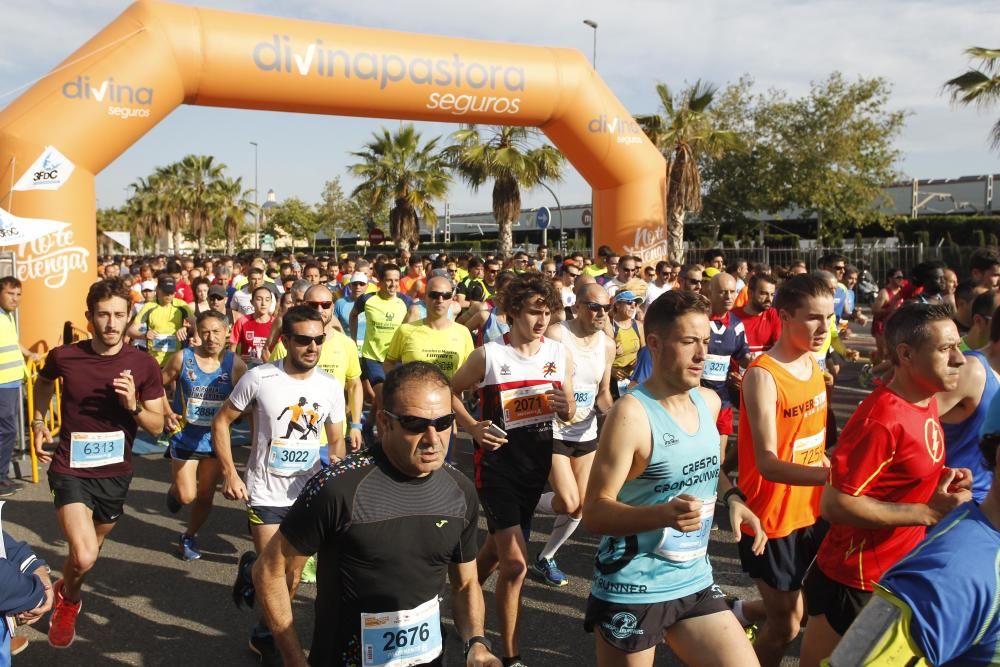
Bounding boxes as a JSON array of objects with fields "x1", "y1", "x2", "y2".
[
  {"x1": 427, "y1": 290, "x2": 454, "y2": 301},
  {"x1": 288, "y1": 333, "x2": 326, "y2": 347},
  {"x1": 582, "y1": 301, "x2": 613, "y2": 313},
  {"x1": 383, "y1": 410, "x2": 456, "y2": 433},
  {"x1": 305, "y1": 300, "x2": 333, "y2": 310},
  {"x1": 208, "y1": 294, "x2": 225, "y2": 300}
]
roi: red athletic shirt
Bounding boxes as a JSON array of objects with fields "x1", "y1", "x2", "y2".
[
  {"x1": 732, "y1": 305, "x2": 782, "y2": 358},
  {"x1": 40, "y1": 341, "x2": 164, "y2": 478},
  {"x1": 230, "y1": 316, "x2": 273, "y2": 363},
  {"x1": 175, "y1": 280, "x2": 193, "y2": 303},
  {"x1": 817, "y1": 385, "x2": 945, "y2": 590}
]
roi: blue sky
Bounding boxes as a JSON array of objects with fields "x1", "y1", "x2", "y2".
[{"x1": 2, "y1": 0, "x2": 998, "y2": 216}]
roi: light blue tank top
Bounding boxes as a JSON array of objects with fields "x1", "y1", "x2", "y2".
[
  {"x1": 943, "y1": 350, "x2": 998, "y2": 502},
  {"x1": 591, "y1": 385, "x2": 720, "y2": 604},
  {"x1": 170, "y1": 348, "x2": 236, "y2": 454}
]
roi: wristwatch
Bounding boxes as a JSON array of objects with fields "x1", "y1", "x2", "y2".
[
  {"x1": 129, "y1": 402, "x2": 143, "y2": 416},
  {"x1": 723, "y1": 486, "x2": 747, "y2": 507},
  {"x1": 463, "y1": 635, "x2": 492, "y2": 658}
]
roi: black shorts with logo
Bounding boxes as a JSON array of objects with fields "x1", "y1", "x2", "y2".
[
  {"x1": 584, "y1": 584, "x2": 730, "y2": 653},
  {"x1": 738, "y1": 519, "x2": 828, "y2": 592},
  {"x1": 803, "y1": 564, "x2": 872, "y2": 635},
  {"x1": 48, "y1": 470, "x2": 133, "y2": 524},
  {"x1": 552, "y1": 438, "x2": 598, "y2": 457}
]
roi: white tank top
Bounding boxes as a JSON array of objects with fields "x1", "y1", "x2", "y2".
[{"x1": 554, "y1": 322, "x2": 608, "y2": 442}]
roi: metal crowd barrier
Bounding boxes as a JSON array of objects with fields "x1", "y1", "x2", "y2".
[{"x1": 24, "y1": 354, "x2": 62, "y2": 484}]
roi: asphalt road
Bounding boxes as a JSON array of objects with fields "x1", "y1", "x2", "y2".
[{"x1": 3, "y1": 325, "x2": 876, "y2": 666}]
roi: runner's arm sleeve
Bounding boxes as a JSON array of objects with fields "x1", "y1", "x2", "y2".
[
  {"x1": 829, "y1": 420, "x2": 895, "y2": 496},
  {"x1": 37, "y1": 345, "x2": 61, "y2": 381},
  {"x1": 385, "y1": 326, "x2": 405, "y2": 363},
  {"x1": 227, "y1": 370, "x2": 261, "y2": 412},
  {"x1": 344, "y1": 340, "x2": 361, "y2": 380},
  {"x1": 451, "y1": 478, "x2": 480, "y2": 564},
  {"x1": 280, "y1": 473, "x2": 348, "y2": 557},
  {"x1": 0, "y1": 532, "x2": 47, "y2": 615},
  {"x1": 352, "y1": 293, "x2": 371, "y2": 316},
  {"x1": 137, "y1": 354, "x2": 166, "y2": 401},
  {"x1": 825, "y1": 591, "x2": 930, "y2": 667}
]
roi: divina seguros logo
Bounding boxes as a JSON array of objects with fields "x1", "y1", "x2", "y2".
[
  {"x1": 252, "y1": 35, "x2": 525, "y2": 117},
  {"x1": 588, "y1": 114, "x2": 644, "y2": 145},
  {"x1": 62, "y1": 76, "x2": 154, "y2": 120}
]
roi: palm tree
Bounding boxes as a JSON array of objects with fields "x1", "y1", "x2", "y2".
[
  {"x1": 349, "y1": 125, "x2": 450, "y2": 252},
  {"x1": 217, "y1": 176, "x2": 255, "y2": 254},
  {"x1": 944, "y1": 47, "x2": 1000, "y2": 150},
  {"x1": 636, "y1": 81, "x2": 741, "y2": 261},
  {"x1": 444, "y1": 126, "x2": 564, "y2": 258},
  {"x1": 151, "y1": 163, "x2": 186, "y2": 253},
  {"x1": 178, "y1": 154, "x2": 226, "y2": 254}
]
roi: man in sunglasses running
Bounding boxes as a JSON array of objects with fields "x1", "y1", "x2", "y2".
[
  {"x1": 254, "y1": 362, "x2": 501, "y2": 667},
  {"x1": 531, "y1": 282, "x2": 615, "y2": 587},
  {"x1": 451, "y1": 273, "x2": 575, "y2": 667},
  {"x1": 212, "y1": 305, "x2": 346, "y2": 664}
]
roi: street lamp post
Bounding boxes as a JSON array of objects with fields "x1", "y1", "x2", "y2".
[
  {"x1": 582, "y1": 20, "x2": 597, "y2": 255},
  {"x1": 249, "y1": 141, "x2": 259, "y2": 250},
  {"x1": 583, "y1": 19, "x2": 598, "y2": 69},
  {"x1": 536, "y1": 181, "x2": 564, "y2": 254}
]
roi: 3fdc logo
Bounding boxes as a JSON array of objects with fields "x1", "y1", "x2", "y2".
[{"x1": 12, "y1": 145, "x2": 76, "y2": 192}]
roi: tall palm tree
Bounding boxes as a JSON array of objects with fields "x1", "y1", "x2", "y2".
[
  {"x1": 217, "y1": 176, "x2": 256, "y2": 254},
  {"x1": 636, "y1": 81, "x2": 741, "y2": 261},
  {"x1": 151, "y1": 163, "x2": 186, "y2": 253},
  {"x1": 444, "y1": 126, "x2": 564, "y2": 258},
  {"x1": 178, "y1": 154, "x2": 226, "y2": 254},
  {"x1": 349, "y1": 125, "x2": 450, "y2": 252},
  {"x1": 944, "y1": 47, "x2": 1000, "y2": 150}
]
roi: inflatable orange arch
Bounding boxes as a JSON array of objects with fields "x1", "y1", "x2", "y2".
[{"x1": 0, "y1": 0, "x2": 666, "y2": 349}]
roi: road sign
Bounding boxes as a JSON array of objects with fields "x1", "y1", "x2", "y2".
[
  {"x1": 535, "y1": 206, "x2": 551, "y2": 230},
  {"x1": 368, "y1": 228, "x2": 385, "y2": 245},
  {"x1": 582, "y1": 209, "x2": 593, "y2": 227}
]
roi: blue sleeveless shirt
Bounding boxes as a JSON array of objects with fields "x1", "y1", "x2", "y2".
[
  {"x1": 170, "y1": 348, "x2": 236, "y2": 455},
  {"x1": 942, "y1": 350, "x2": 998, "y2": 502},
  {"x1": 591, "y1": 385, "x2": 720, "y2": 604}
]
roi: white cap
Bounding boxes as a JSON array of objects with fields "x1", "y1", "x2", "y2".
[
  {"x1": 141, "y1": 280, "x2": 156, "y2": 291},
  {"x1": 349, "y1": 272, "x2": 368, "y2": 284}
]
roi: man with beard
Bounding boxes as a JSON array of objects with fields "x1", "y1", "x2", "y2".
[
  {"x1": 212, "y1": 306, "x2": 346, "y2": 664},
  {"x1": 32, "y1": 278, "x2": 166, "y2": 648}
]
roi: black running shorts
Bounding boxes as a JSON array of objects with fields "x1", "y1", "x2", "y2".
[
  {"x1": 48, "y1": 470, "x2": 132, "y2": 524},
  {"x1": 738, "y1": 519, "x2": 829, "y2": 592},
  {"x1": 803, "y1": 564, "x2": 872, "y2": 635}
]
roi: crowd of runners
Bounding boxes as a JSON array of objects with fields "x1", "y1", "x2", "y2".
[{"x1": 2, "y1": 244, "x2": 1000, "y2": 667}]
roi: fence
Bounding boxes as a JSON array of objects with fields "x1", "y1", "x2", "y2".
[
  {"x1": 24, "y1": 355, "x2": 63, "y2": 484},
  {"x1": 682, "y1": 244, "x2": 981, "y2": 286}
]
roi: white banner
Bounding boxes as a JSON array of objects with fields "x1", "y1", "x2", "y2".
[
  {"x1": 12, "y1": 145, "x2": 75, "y2": 191},
  {"x1": 0, "y1": 207, "x2": 70, "y2": 246}
]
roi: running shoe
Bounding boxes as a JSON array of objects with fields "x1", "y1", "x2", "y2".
[
  {"x1": 166, "y1": 489, "x2": 182, "y2": 514},
  {"x1": 531, "y1": 556, "x2": 568, "y2": 587},
  {"x1": 300, "y1": 554, "x2": 317, "y2": 584},
  {"x1": 178, "y1": 533, "x2": 201, "y2": 561},
  {"x1": 0, "y1": 479, "x2": 21, "y2": 497},
  {"x1": 725, "y1": 595, "x2": 759, "y2": 642},
  {"x1": 10, "y1": 635, "x2": 28, "y2": 655},
  {"x1": 48, "y1": 579, "x2": 81, "y2": 648},
  {"x1": 232, "y1": 550, "x2": 257, "y2": 609},
  {"x1": 249, "y1": 629, "x2": 282, "y2": 667}
]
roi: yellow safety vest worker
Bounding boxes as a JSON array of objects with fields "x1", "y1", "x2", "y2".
[{"x1": 0, "y1": 310, "x2": 26, "y2": 385}]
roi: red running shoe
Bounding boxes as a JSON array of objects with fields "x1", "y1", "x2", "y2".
[{"x1": 48, "y1": 579, "x2": 81, "y2": 648}]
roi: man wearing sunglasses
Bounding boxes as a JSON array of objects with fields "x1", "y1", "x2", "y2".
[
  {"x1": 254, "y1": 362, "x2": 501, "y2": 667},
  {"x1": 335, "y1": 272, "x2": 370, "y2": 350},
  {"x1": 602, "y1": 255, "x2": 632, "y2": 296},
  {"x1": 451, "y1": 273, "x2": 575, "y2": 667},
  {"x1": 270, "y1": 285, "x2": 365, "y2": 454},
  {"x1": 532, "y1": 283, "x2": 615, "y2": 587},
  {"x1": 212, "y1": 306, "x2": 346, "y2": 664},
  {"x1": 643, "y1": 260, "x2": 673, "y2": 312},
  {"x1": 680, "y1": 265, "x2": 704, "y2": 294},
  {"x1": 384, "y1": 276, "x2": 473, "y2": 384}
]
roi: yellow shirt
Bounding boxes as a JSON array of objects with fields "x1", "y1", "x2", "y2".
[
  {"x1": 385, "y1": 320, "x2": 474, "y2": 380},
  {"x1": 271, "y1": 329, "x2": 360, "y2": 440},
  {"x1": 136, "y1": 299, "x2": 193, "y2": 366}
]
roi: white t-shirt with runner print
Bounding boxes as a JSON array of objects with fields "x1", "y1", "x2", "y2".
[{"x1": 229, "y1": 359, "x2": 345, "y2": 507}]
